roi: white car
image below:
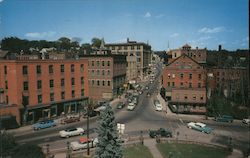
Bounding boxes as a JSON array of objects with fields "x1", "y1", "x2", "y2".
[
  {"x1": 70, "y1": 137, "x2": 98, "y2": 151},
  {"x1": 154, "y1": 99, "x2": 162, "y2": 111},
  {"x1": 59, "y1": 127, "x2": 84, "y2": 138},
  {"x1": 187, "y1": 122, "x2": 213, "y2": 134},
  {"x1": 127, "y1": 103, "x2": 135, "y2": 111},
  {"x1": 242, "y1": 118, "x2": 250, "y2": 125}
]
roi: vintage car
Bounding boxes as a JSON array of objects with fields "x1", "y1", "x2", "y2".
[
  {"x1": 149, "y1": 128, "x2": 172, "y2": 138},
  {"x1": 70, "y1": 137, "x2": 98, "y2": 151},
  {"x1": 187, "y1": 122, "x2": 213, "y2": 134},
  {"x1": 154, "y1": 99, "x2": 163, "y2": 111},
  {"x1": 60, "y1": 115, "x2": 80, "y2": 124},
  {"x1": 33, "y1": 119, "x2": 56, "y2": 130},
  {"x1": 59, "y1": 127, "x2": 84, "y2": 138},
  {"x1": 214, "y1": 115, "x2": 233, "y2": 123},
  {"x1": 116, "y1": 102, "x2": 125, "y2": 109},
  {"x1": 127, "y1": 103, "x2": 136, "y2": 111}
]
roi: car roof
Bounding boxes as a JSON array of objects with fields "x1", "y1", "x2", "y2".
[
  {"x1": 195, "y1": 122, "x2": 206, "y2": 127},
  {"x1": 79, "y1": 137, "x2": 91, "y2": 143}
]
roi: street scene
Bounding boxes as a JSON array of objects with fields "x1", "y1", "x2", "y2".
[{"x1": 0, "y1": 0, "x2": 249, "y2": 158}]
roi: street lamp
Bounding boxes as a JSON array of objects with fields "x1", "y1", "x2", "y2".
[
  {"x1": 66, "y1": 141, "x2": 71, "y2": 158},
  {"x1": 86, "y1": 102, "x2": 90, "y2": 156}
]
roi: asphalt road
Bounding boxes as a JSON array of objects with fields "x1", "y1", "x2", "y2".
[{"x1": 13, "y1": 62, "x2": 249, "y2": 152}]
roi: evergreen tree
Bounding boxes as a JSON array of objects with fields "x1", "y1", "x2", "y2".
[{"x1": 95, "y1": 105, "x2": 122, "y2": 158}]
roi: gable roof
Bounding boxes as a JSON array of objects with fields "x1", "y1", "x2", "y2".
[{"x1": 167, "y1": 53, "x2": 202, "y2": 67}]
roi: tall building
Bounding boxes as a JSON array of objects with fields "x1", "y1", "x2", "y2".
[
  {"x1": 0, "y1": 58, "x2": 89, "y2": 125},
  {"x1": 162, "y1": 53, "x2": 207, "y2": 114},
  {"x1": 105, "y1": 38, "x2": 152, "y2": 81},
  {"x1": 83, "y1": 54, "x2": 127, "y2": 102}
]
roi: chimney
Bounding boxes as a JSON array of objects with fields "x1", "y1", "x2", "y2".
[
  {"x1": 127, "y1": 38, "x2": 129, "y2": 43},
  {"x1": 218, "y1": 45, "x2": 222, "y2": 51}
]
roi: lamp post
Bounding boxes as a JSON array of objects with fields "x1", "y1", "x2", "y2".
[
  {"x1": 87, "y1": 102, "x2": 90, "y2": 156},
  {"x1": 66, "y1": 141, "x2": 71, "y2": 158},
  {"x1": 46, "y1": 144, "x2": 50, "y2": 158}
]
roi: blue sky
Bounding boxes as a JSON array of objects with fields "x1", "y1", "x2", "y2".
[{"x1": 0, "y1": 0, "x2": 248, "y2": 51}]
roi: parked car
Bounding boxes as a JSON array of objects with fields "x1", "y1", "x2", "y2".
[
  {"x1": 33, "y1": 119, "x2": 56, "y2": 130},
  {"x1": 116, "y1": 102, "x2": 125, "y2": 109},
  {"x1": 149, "y1": 128, "x2": 172, "y2": 138},
  {"x1": 127, "y1": 103, "x2": 136, "y2": 111},
  {"x1": 187, "y1": 122, "x2": 213, "y2": 134},
  {"x1": 70, "y1": 137, "x2": 98, "y2": 151},
  {"x1": 154, "y1": 99, "x2": 162, "y2": 111},
  {"x1": 214, "y1": 115, "x2": 233, "y2": 123},
  {"x1": 242, "y1": 118, "x2": 250, "y2": 125},
  {"x1": 59, "y1": 127, "x2": 84, "y2": 138},
  {"x1": 60, "y1": 115, "x2": 80, "y2": 124},
  {"x1": 83, "y1": 110, "x2": 98, "y2": 118}
]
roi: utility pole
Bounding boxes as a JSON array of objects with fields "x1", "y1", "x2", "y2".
[{"x1": 87, "y1": 102, "x2": 90, "y2": 156}]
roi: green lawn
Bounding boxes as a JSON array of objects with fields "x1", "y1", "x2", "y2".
[
  {"x1": 157, "y1": 143, "x2": 231, "y2": 158},
  {"x1": 123, "y1": 145, "x2": 154, "y2": 158}
]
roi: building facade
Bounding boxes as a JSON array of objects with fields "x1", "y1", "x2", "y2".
[
  {"x1": 105, "y1": 38, "x2": 152, "y2": 81},
  {"x1": 83, "y1": 54, "x2": 127, "y2": 102},
  {"x1": 162, "y1": 54, "x2": 207, "y2": 113},
  {"x1": 0, "y1": 58, "x2": 89, "y2": 125}
]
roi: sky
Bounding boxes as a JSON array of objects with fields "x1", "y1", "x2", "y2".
[{"x1": 0, "y1": 0, "x2": 249, "y2": 51}]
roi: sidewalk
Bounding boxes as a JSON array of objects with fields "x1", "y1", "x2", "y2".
[{"x1": 144, "y1": 139, "x2": 163, "y2": 158}]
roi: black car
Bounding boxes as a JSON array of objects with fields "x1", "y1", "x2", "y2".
[
  {"x1": 149, "y1": 128, "x2": 172, "y2": 138},
  {"x1": 116, "y1": 102, "x2": 125, "y2": 109}
]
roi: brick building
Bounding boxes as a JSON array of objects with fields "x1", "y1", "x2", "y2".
[
  {"x1": 105, "y1": 38, "x2": 152, "y2": 81},
  {"x1": 82, "y1": 54, "x2": 127, "y2": 101},
  {"x1": 0, "y1": 58, "x2": 89, "y2": 125},
  {"x1": 162, "y1": 53, "x2": 207, "y2": 113}
]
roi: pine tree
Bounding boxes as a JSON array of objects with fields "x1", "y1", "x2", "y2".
[{"x1": 95, "y1": 105, "x2": 122, "y2": 158}]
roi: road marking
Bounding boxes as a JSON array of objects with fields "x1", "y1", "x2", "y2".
[{"x1": 179, "y1": 118, "x2": 184, "y2": 124}]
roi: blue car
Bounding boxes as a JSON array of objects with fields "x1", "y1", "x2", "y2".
[{"x1": 33, "y1": 119, "x2": 56, "y2": 130}]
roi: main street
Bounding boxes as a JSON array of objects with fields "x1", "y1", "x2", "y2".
[{"x1": 12, "y1": 62, "x2": 249, "y2": 153}]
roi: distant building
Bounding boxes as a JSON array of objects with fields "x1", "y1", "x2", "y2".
[
  {"x1": 82, "y1": 54, "x2": 127, "y2": 101},
  {"x1": 162, "y1": 53, "x2": 206, "y2": 113},
  {"x1": 105, "y1": 38, "x2": 152, "y2": 81},
  {"x1": 0, "y1": 59, "x2": 89, "y2": 125},
  {"x1": 167, "y1": 44, "x2": 207, "y2": 65}
]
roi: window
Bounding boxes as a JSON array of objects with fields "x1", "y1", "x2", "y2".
[
  {"x1": 172, "y1": 82, "x2": 175, "y2": 87},
  {"x1": 102, "y1": 80, "x2": 105, "y2": 86},
  {"x1": 38, "y1": 95, "x2": 42, "y2": 103},
  {"x1": 108, "y1": 81, "x2": 110, "y2": 86},
  {"x1": 112, "y1": 46, "x2": 115, "y2": 50},
  {"x1": 81, "y1": 89, "x2": 84, "y2": 96},
  {"x1": 61, "y1": 91, "x2": 65, "y2": 100},
  {"x1": 102, "y1": 70, "x2": 105, "y2": 76},
  {"x1": 5, "y1": 81, "x2": 8, "y2": 89},
  {"x1": 131, "y1": 46, "x2": 134, "y2": 50},
  {"x1": 200, "y1": 96, "x2": 204, "y2": 100},
  {"x1": 168, "y1": 74, "x2": 171, "y2": 79},
  {"x1": 102, "y1": 61, "x2": 105, "y2": 66},
  {"x1": 136, "y1": 52, "x2": 140, "y2": 56},
  {"x1": 167, "y1": 82, "x2": 170, "y2": 87},
  {"x1": 198, "y1": 83, "x2": 201, "y2": 88},
  {"x1": 50, "y1": 93, "x2": 54, "y2": 102},
  {"x1": 36, "y1": 65, "x2": 41, "y2": 74},
  {"x1": 23, "y1": 66, "x2": 28, "y2": 75},
  {"x1": 6, "y1": 96, "x2": 8, "y2": 104},
  {"x1": 50, "y1": 79, "x2": 54, "y2": 88},
  {"x1": 107, "y1": 70, "x2": 110, "y2": 76},
  {"x1": 107, "y1": 61, "x2": 110, "y2": 66},
  {"x1": 189, "y1": 82, "x2": 192, "y2": 88},
  {"x1": 71, "y1": 64, "x2": 75, "y2": 72},
  {"x1": 49, "y1": 65, "x2": 53, "y2": 74},
  {"x1": 72, "y1": 90, "x2": 75, "y2": 98},
  {"x1": 189, "y1": 74, "x2": 192, "y2": 79},
  {"x1": 71, "y1": 78, "x2": 75, "y2": 86},
  {"x1": 124, "y1": 46, "x2": 127, "y2": 50},
  {"x1": 80, "y1": 64, "x2": 84, "y2": 72},
  {"x1": 97, "y1": 70, "x2": 100, "y2": 75},
  {"x1": 92, "y1": 61, "x2": 95, "y2": 66},
  {"x1": 174, "y1": 53, "x2": 177, "y2": 57},
  {"x1": 97, "y1": 80, "x2": 100, "y2": 86},
  {"x1": 92, "y1": 80, "x2": 94, "y2": 85},
  {"x1": 61, "y1": 65, "x2": 64, "y2": 73},
  {"x1": 96, "y1": 61, "x2": 100, "y2": 67},
  {"x1": 193, "y1": 95, "x2": 196, "y2": 100},
  {"x1": 180, "y1": 73, "x2": 184, "y2": 79},
  {"x1": 180, "y1": 82, "x2": 183, "y2": 86},
  {"x1": 61, "y1": 78, "x2": 65, "y2": 87},
  {"x1": 81, "y1": 77, "x2": 84, "y2": 85},
  {"x1": 184, "y1": 95, "x2": 188, "y2": 100},
  {"x1": 37, "y1": 80, "x2": 42, "y2": 89},
  {"x1": 172, "y1": 74, "x2": 175, "y2": 78},
  {"x1": 198, "y1": 74, "x2": 201, "y2": 80},
  {"x1": 137, "y1": 45, "x2": 140, "y2": 50},
  {"x1": 137, "y1": 58, "x2": 141, "y2": 62},
  {"x1": 23, "y1": 81, "x2": 29, "y2": 91},
  {"x1": 4, "y1": 66, "x2": 7, "y2": 75}
]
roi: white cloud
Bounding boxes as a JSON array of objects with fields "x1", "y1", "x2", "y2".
[
  {"x1": 189, "y1": 36, "x2": 212, "y2": 46},
  {"x1": 0, "y1": 0, "x2": 4, "y2": 3},
  {"x1": 170, "y1": 33, "x2": 179, "y2": 38},
  {"x1": 198, "y1": 26, "x2": 225, "y2": 33},
  {"x1": 144, "y1": 12, "x2": 151, "y2": 18},
  {"x1": 155, "y1": 14, "x2": 164, "y2": 18},
  {"x1": 25, "y1": 31, "x2": 56, "y2": 38}
]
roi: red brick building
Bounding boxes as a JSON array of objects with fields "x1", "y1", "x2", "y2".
[
  {"x1": 83, "y1": 54, "x2": 127, "y2": 101},
  {"x1": 0, "y1": 58, "x2": 89, "y2": 125},
  {"x1": 162, "y1": 53, "x2": 207, "y2": 113}
]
